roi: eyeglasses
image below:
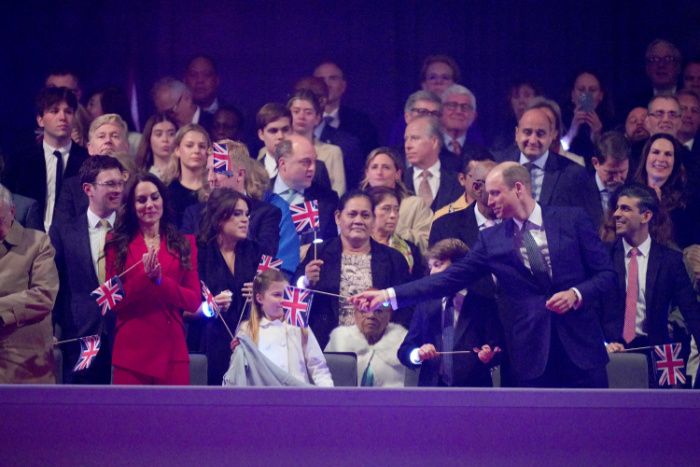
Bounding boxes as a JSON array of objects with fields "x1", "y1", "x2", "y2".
[
  {"x1": 426, "y1": 73, "x2": 452, "y2": 82},
  {"x1": 443, "y1": 102, "x2": 474, "y2": 113},
  {"x1": 166, "y1": 93, "x2": 184, "y2": 115},
  {"x1": 410, "y1": 107, "x2": 441, "y2": 118},
  {"x1": 93, "y1": 180, "x2": 125, "y2": 189},
  {"x1": 648, "y1": 110, "x2": 681, "y2": 120},
  {"x1": 646, "y1": 55, "x2": 679, "y2": 64}
]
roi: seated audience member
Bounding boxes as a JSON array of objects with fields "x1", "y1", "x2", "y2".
[
  {"x1": 296, "y1": 76, "x2": 364, "y2": 190},
  {"x1": 677, "y1": 89, "x2": 700, "y2": 152},
  {"x1": 231, "y1": 269, "x2": 333, "y2": 387},
  {"x1": 491, "y1": 81, "x2": 538, "y2": 152},
  {"x1": 683, "y1": 59, "x2": 700, "y2": 95},
  {"x1": 135, "y1": 113, "x2": 178, "y2": 182},
  {"x1": 105, "y1": 173, "x2": 200, "y2": 385},
  {"x1": 184, "y1": 54, "x2": 222, "y2": 115},
  {"x1": 54, "y1": 113, "x2": 130, "y2": 225},
  {"x1": 398, "y1": 239, "x2": 501, "y2": 387},
  {"x1": 429, "y1": 157, "x2": 498, "y2": 247},
  {"x1": 529, "y1": 97, "x2": 586, "y2": 167},
  {"x1": 644, "y1": 39, "x2": 682, "y2": 97},
  {"x1": 50, "y1": 156, "x2": 125, "y2": 384},
  {"x1": 166, "y1": 123, "x2": 210, "y2": 228},
  {"x1": 0, "y1": 151, "x2": 41, "y2": 230},
  {"x1": 562, "y1": 71, "x2": 615, "y2": 160},
  {"x1": 288, "y1": 89, "x2": 346, "y2": 196},
  {"x1": 439, "y1": 84, "x2": 484, "y2": 173},
  {"x1": 497, "y1": 106, "x2": 601, "y2": 224},
  {"x1": 211, "y1": 105, "x2": 244, "y2": 142},
  {"x1": 360, "y1": 147, "x2": 432, "y2": 252},
  {"x1": 255, "y1": 103, "x2": 332, "y2": 191},
  {"x1": 195, "y1": 189, "x2": 260, "y2": 385},
  {"x1": 386, "y1": 55, "x2": 460, "y2": 148},
  {"x1": 4, "y1": 87, "x2": 88, "y2": 232},
  {"x1": 182, "y1": 140, "x2": 284, "y2": 261},
  {"x1": 271, "y1": 134, "x2": 339, "y2": 244},
  {"x1": 623, "y1": 107, "x2": 651, "y2": 172},
  {"x1": 645, "y1": 95, "x2": 683, "y2": 141},
  {"x1": 433, "y1": 152, "x2": 496, "y2": 222},
  {"x1": 86, "y1": 86, "x2": 141, "y2": 155},
  {"x1": 590, "y1": 131, "x2": 630, "y2": 228},
  {"x1": 366, "y1": 186, "x2": 425, "y2": 280},
  {"x1": 152, "y1": 77, "x2": 213, "y2": 130},
  {"x1": 325, "y1": 300, "x2": 408, "y2": 387},
  {"x1": 45, "y1": 69, "x2": 91, "y2": 148},
  {"x1": 295, "y1": 190, "x2": 409, "y2": 348},
  {"x1": 633, "y1": 133, "x2": 697, "y2": 248},
  {"x1": 313, "y1": 61, "x2": 379, "y2": 157},
  {"x1": 0, "y1": 184, "x2": 59, "y2": 383},
  {"x1": 604, "y1": 184, "x2": 700, "y2": 387},
  {"x1": 403, "y1": 116, "x2": 462, "y2": 213}
]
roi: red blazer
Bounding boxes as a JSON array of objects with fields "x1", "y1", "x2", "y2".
[{"x1": 106, "y1": 233, "x2": 200, "y2": 379}]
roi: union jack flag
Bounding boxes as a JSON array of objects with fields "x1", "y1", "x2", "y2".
[
  {"x1": 73, "y1": 335, "x2": 101, "y2": 372},
  {"x1": 212, "y1": 142, "x2": 230, "y2": 174},
  {"x1": 200, "y1": 281, "x2": 221, "y2": 317},
  {"x1": 91, "y1": 276, "x2": 124, "y2": 316},
  {"x1": 290, "y1": 200, "x2": 320, "y2": 235},
  {"x1": 654, "y1": 343, "x2": 686, "y2": 386},
  {"x1": 282, "y1": 286, "x2": 313, "y2": 328},
  {"x1": 257, "y1": 255, "x2": 283, "y2": 275}
]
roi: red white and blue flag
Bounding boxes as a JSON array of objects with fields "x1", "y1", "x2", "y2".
[
  {"x1": 73, "y1": 335, "x2": 101, "y2": 372},
  {"x1": 282, "y1": 286, "x2": 313, "y2": 328},
  {"x1": 200, "y1": 281, "x2": 221, "y2": 317},
  {"x1": 257, "y1": 255, "x2": 283, "y2": 275},
  {"x1": 654, "y1": 343, "x2": 686, "y2": 386},
  {"x1": 212, "y1": 143, "x2": 230, "y2": 174},
  {"x1": 290, "y1": 200, "x2": 320, "y2": 235},
  {"x1": 91, "y1": 276, "x2": 124, "y2": 316}
]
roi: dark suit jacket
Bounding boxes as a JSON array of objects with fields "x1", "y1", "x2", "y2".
[
  {"x1": 398, "y1": 294, "x2": 501, "y2": 387},
  {"x1": 294, "y1": 237, "x2": 410, "y2": 349},
  {"x1": 602, "y1": 238, "x2": 700, "y2": 346},
  {"x1": 4, "y1": 142, "x2": 88, "y2": 222},
  {"x1": 195, "y1": 238, "x2": 260, "y2": 385},
  {"x1": 496, "y1": 148, "x2": 601, "y2": 225},
  {"x1": 337, "y1": 104, "x2": 379, "y2": 157},
  {"x1": 53, "y1": 175, "x2": 87, "y2": 227},
  {"x1": 50, "y1": 212, "x2": 114, "y2": 383},
  {"x1": 438, "y1": 142, "x2": 490, "y2": 173},
  {"x1": 318, "y1": 124, "x2": 364, "y2": 190},
  {"x1": 181, "y1": 196, "x2": 281, "y2": 257},
  {"x1": 394, "y1": 206, "x2": 614, "y2": 382},
  {"x1": 403, "y1": 165, "x2": 462, "y2": 212},
  {"x1": 12, "y1": 194, "x2": 43, "y2": 231}
]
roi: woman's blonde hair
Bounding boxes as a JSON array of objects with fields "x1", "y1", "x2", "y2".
[
  {"x1": 168, "y1": 123, "x2": 210, "y2": 199},
  {"x1": 359, "y1": 147, "x2": 411, "y2": 199},
  {"x1": 211, "y1": 139, "x2": 270, "y2": 201}
]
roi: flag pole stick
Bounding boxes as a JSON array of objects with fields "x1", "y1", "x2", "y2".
[
  {"x1": 54, "y1": 335, "x2": 99, "y2": 346},
  {"x1": 436, "y1": 350, "x2": 474, "y2": 355},
  {"x1": 232, "y1": 299, "x2": 250, "y2": 338},
  {"x1": 621, "y1": 345, "x2": 654, "y2": 352},
  {"x1": 304, "y1": 288, "x2": 350, "y2": 300},
  {"x1": 313, "y1": 230, "x2": 318, "y2": 260},
  {"x1": 117, "y1": 258, "x2": 145, "y2": 279}
]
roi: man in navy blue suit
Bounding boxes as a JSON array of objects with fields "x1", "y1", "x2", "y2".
[
  {"x1": 50, "y1": 156, "x2": 125, "y2": 384},
  {"x1": 354, "y1": 162, "x2": 615, "y2": 388}
]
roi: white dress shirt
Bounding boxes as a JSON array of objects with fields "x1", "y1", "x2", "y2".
[
  {"x1": 42, "y1": 140, "x2": 71, "y2": 231},
  {"x1": 273, "y1": 175, "x2": 304, "y2": 205},
  {"x1": 518, "y1": 151, "x2": 549, "y2": 201},
  {"x1": 261, "y1": 152, "x2": 278, "y2": 179},
  {"x1": 622, "y1": 236, "x2": 651, "y2": 337},
  {"x1": 86, "y1": 208, "x2": 116, "y2": 278}
]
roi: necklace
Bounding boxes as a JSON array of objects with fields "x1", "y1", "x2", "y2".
[{"x1": 145, "y1": 233, "x2": 160, "y2": 251}]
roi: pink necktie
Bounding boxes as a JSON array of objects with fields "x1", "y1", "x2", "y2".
[
  {"x1": 450, "y1": 140, "x2": 461, "y2": 155},
  {"x1": 418, "y1": 170, "x2": 433, "y2": 208},
  {"x1": 623, "y1": 247, "x2": 639, "y2": 343}
]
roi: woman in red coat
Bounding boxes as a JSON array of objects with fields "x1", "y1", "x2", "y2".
[{"x1": 106, "y1": 173, "x2": 200, "y2": 385}]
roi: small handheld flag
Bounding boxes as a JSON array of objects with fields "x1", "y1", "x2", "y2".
[
  {"x1": 73, "y1": 335, "x2": 101, "y2": 372},
  {"x1": 654, "y1": 343, "x2": 686, "y2": 387},
  {"x1": 257, "y1": 255, "x2": 283, "y2": 275},
  {"x1": 212, "y1": 143, "x2": 230, "y2": 175},
  {"x1": 282, "y1": 286, "x2": 313, "y2": 328},
  {"x1": 201, "y1": 281, "x2": 221, "y2": 318},
  {"x1": 290, "y1": 200, "x2": 320, "y2": 234},
  {"x1": 91, "y1": 276, "x2": 124, "y2": 316}
]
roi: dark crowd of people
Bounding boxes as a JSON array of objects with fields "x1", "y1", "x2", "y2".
[{"x1": 1, "y1": 38, "x2": 700, "y2": 389}]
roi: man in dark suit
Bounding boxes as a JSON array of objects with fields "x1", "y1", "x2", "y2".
[
  {"x1": 313, "y1": 61, "x2": 379, "y2": 157},
  {"x1": 403, "y1": 116, "x2": 462, "y2": 212},
  {"x1": 497, "y1": 107, "x2": 600, "y2": 224},
  {"x1": 438, "y1": 84, "x2": 487, "y2": 173},
  {"x1": 50, "y1": 156, "x2": 125, "y2": 384},
  {"x1": 3, "y1": 87, "x2": 88, "y2": 232},
  {"x1": 603, "y1": 185, "x2": 700, "y2": 378},
  {"x1": 355, "y1": 162, "x2": 615, "y2": 388},
  {"x1": 183, "y1": 54, "x2": 222, "y2": 115},
  {"x1": 589, "y1": 132, "x2": 631, "y2": 228},
  {"x1": 152, "y1": 77, "x2": 214, "y2": 132},
  {"x1": 53, "y1": 113, "x2": 130, "y2": 226},
  {"x1": 271, "y1": 134, "x2": 338, "y2": 243}
]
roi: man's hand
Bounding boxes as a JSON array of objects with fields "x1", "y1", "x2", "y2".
[
  {"x1": 545, "y1": 289, "x2": 578, "y2": 314},
  {"x1": 349, "y1": 289, "x2": 389, "y2": 312},
  {"x1": 418, "y1": 344, "x2": 439, "y2": 361},
  {"x1": 606, "y1": 342, "x2": 625, "y2": 353},
  {"x1": 474, "y1": 344, "x2": 501, "y2": 364}
]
